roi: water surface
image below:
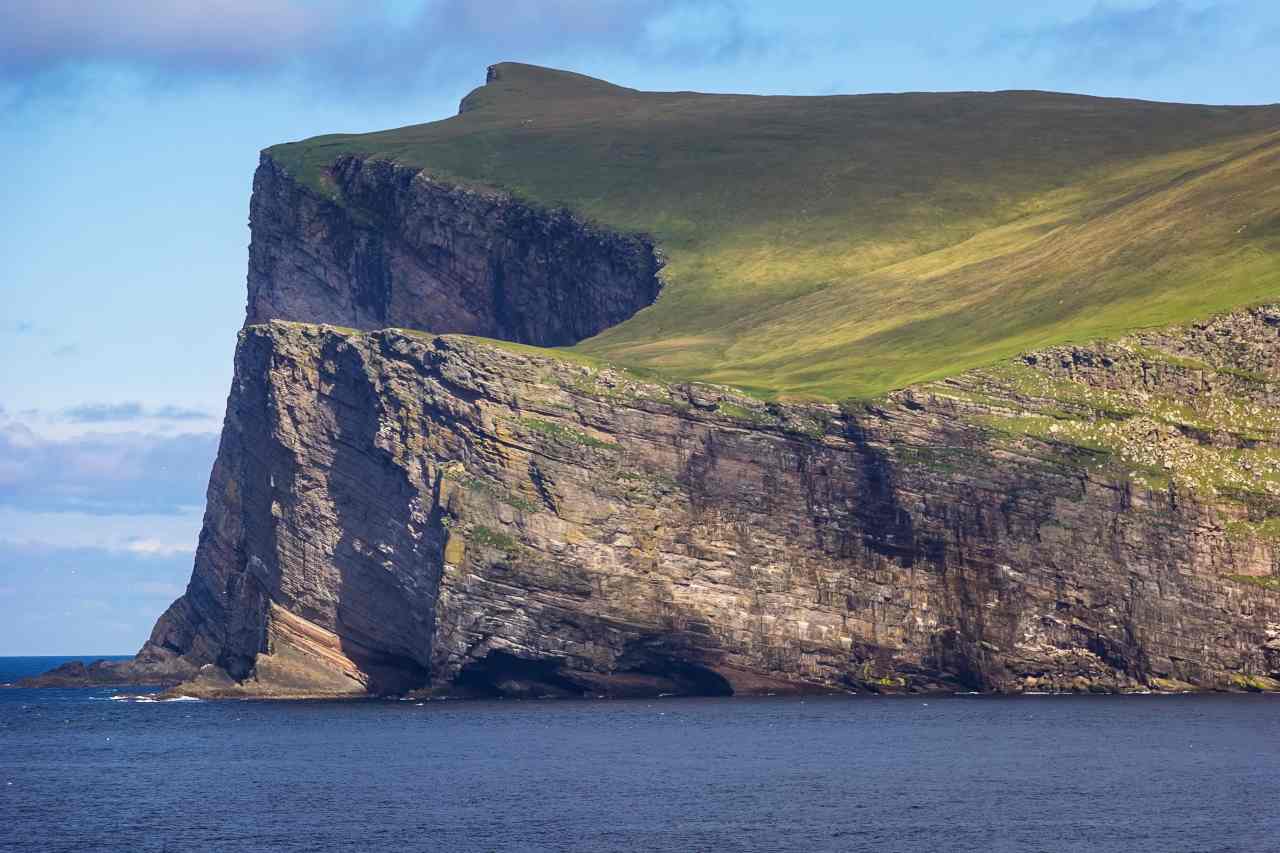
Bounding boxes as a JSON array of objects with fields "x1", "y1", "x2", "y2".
[{"x1": 2, "y1": 657, "x2": 1277, "y2": 852}]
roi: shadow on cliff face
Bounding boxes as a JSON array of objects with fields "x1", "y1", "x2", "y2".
[
  {"x1": 843, "y1": 416, "x2": 1017, "y2": 691},
  {"x1": 453, "y1": 651, "x2": 586, "y2": 699},
  {"x1": 613, "y1": 636, "x2": 735, "y2": 697},
  {"x1": 320, "y1": 336, "x2": 441, "y2": 696},
  {"x1": 201, "y1": 333, "x2": 284, "y2": 683},
  {"x1": 841, "y1": 418, "x2": 938, "y2": 567},
  {"x1": 454, "y1": 649, "x2": 734, "y2": 699},
  {"x1": 248, "y1": 155, "x2": 664, "y2": 348}
]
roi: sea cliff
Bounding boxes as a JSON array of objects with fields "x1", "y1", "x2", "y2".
[{"x1": 25, "y1": 148, "x2": 1280, "y2": 697}]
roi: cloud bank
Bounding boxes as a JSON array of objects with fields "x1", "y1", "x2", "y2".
[
  {"x1": 62, "y1": 402, "x2": 213, "y2": 423},
  {"x1": 0, "y1": 421, "x2": 217, "y2": 515},
  {"x1": 1, "y1": 0, "x2": 757, "y2": 96},
  {"x1": 1, "y1": 0, "x2": 356, "y2": 77}
]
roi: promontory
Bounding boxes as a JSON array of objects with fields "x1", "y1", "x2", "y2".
[{"x1": 26, "y1": 63, "x2": 1280, "y2": 698}]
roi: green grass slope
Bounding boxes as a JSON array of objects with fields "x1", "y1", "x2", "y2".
[{"x1": 269, "y1": 63, "x2": 1280, "y2": 400}]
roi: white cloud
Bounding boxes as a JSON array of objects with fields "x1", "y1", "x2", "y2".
[
  {"x1": 0, "y1": 419, "x2": 217, "y2": 515},
  {"x1": 1, "y1": 0, "x2": 761, "y2": 98},
  {"x1": 1, "y1": 0, "x2": 355, "y2": 76},
  {"x1": 0, "y1": 505, "x2": 204, "y2": 555},
  {"x1": 123, "y1": 539, "x2": 195, "y2": 558}
]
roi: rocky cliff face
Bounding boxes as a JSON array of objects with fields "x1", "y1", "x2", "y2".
[
  {"x1": 246, "y1": 154, "x2": 663, "y2": 346},
  {"x1": 27, "y1": 154, "x2": 1280, "y2": 697},
  {"x1": 122, "y1": 303, "x2": 1280, "y2": 698}
]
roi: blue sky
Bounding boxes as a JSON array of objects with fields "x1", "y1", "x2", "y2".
[{"x1": 1, "y1": 0, "x2": 1277, "y2": 654}]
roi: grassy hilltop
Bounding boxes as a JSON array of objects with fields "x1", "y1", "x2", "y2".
[{"x1": 269, "y1": 63, "x2": 1280, "y2": 400}]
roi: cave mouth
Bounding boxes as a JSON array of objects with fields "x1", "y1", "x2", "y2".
[
  {"x1": 626, "y1": 658, "x2": 733, "y2": 697},
  {"x1": 454, "y1": 651, "x2": 585, "y2": 699},
  {"x1": 453, "y1": 650, "x2": 734, "y2": 699},
  {"x1": 343, "y1": 645, "x2": 432, "y2": 697}
]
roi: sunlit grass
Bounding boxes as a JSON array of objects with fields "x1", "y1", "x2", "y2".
[{"x1": 269, "y1": 63, "x2": 1280, "y2": 400}]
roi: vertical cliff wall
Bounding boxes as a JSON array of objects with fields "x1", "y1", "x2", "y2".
[
  {"x1": 130, "y1": 307, "x2": 1280, "y2": 698},
  {"x1": 246, "y1": 154, "x2": 663, "y2": 346}
]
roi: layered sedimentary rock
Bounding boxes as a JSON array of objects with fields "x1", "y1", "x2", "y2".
[
  {"x1": 246, "y1": 154, "x2": 663, "y2": 346},
  {"x1": 111, "y1": 307, "x2": 1280, "y2": 697},
  {"x1": 26, "y1": 152, "x2": 1280, "y2": 698}
]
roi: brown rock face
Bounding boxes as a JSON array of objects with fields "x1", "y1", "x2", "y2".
[
  {"x1": 33, "y1": 155, "x2": 1280, "y2": 698},
  {"x1": 135, "y1": 307, "x2": 1280, "y2": 698},
  {"x1": 246, "y1": 154, "x2": 663, "y2": 347}
]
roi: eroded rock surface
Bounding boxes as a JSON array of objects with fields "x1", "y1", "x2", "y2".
[
  {"x1": 246, "y1": 154, "x2": 663, "y2": 346},
  {"x1": 68, "y1": 308, "x2": 1280, "y2": 699}
]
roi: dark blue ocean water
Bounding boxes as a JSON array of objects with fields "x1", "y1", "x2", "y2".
[{"x1": 2, "y1": 656, "x2": 1278, "y2": 853}]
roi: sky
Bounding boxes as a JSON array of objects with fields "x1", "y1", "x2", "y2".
[{"x1": 1, "y1": 0, "x2": 1278, "y2": 655}]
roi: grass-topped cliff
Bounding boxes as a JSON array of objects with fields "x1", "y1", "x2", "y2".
[{"x1": 268, "y1": 62, "x2": 1280, "y2": 399}]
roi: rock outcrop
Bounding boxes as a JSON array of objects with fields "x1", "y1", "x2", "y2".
[
  {"x1": 25, "y1": 150, "x2": 1280, "y2": 698},
  {"x1": 246, "y1": 154, "x2": 663, "y2": 346}
]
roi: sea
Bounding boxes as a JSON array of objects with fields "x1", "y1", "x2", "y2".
[{"x1": 2, "y1": 656, "x2": 1278, "y2": 853}]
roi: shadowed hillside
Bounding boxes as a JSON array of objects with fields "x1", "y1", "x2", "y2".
[{"x1": 269, "y1": 62, "x2": 1280, "y2": 399}]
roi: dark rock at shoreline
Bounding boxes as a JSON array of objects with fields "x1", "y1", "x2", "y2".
[{"x1": 16, "y1": 648, "x2": 196, "y2": 689}]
